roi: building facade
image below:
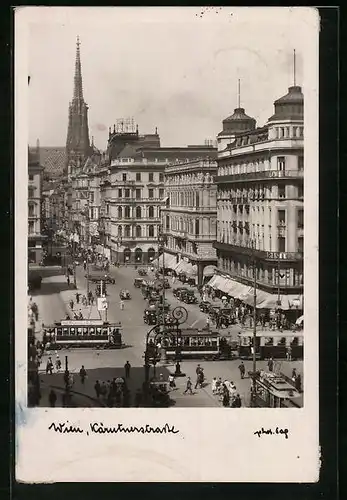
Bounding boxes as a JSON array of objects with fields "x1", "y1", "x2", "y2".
[
  {"x1": 162, "y1": 157, "x2": 218, "y2": 285},
  {"x1": 28, "y1": 147, "x2": 45, "y2": 264},
  {"x1": 213, "y1": 85, "x2": 304, "y2": 310}
]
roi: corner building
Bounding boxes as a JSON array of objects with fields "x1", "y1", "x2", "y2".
[
  {"x1": 162, "y1": 156, "x2": 218, "y2": 285},
  {"x1": 213, "y1": 85, "x2": 304, "y2": 312},
  {"x1": 104, "y1": 125, "x2": 216, "y2": 264}
]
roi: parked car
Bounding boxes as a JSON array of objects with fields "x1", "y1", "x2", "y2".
[
  {"x1": 199, "y1": 300, "x2": 212, "y2": 313},
  {"x1": 173, "y1": 287, "x2": 189, "y2": 298},
  {"x1": 134, "y1": 278, "x2": 145, "y2": 288},
  {"x1": 181, "y1": 290, "x2": 198, "y2": 304},
  {"x1": 143, "y1": 308, "x2": 157, "y2": 325},
  {"x1": 119, "y1": 289, "x2": 131, "y2": 300},
  {"x1": 138, "y1": 268, "x2": 147, "y2": 276}
]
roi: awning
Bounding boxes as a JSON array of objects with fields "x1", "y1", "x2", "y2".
[
  {"x1": 242, "y1": 289, "x2": 303, "y2": 310},
  {"x1": 206, "y1": 275, "x2": 218, "y2": 288},
  {"x1": 296, "y1": 315, "x2": 304, "y2": 325},
  {"x1": 203, "y1": 265, "x2": 217, "y2": 277},
  {"x1": 157, "y1": 253, "x2": 177, "y2": 269},
  {"x1": 174, "y1": 260, "x2": 197, "y2": 275}
]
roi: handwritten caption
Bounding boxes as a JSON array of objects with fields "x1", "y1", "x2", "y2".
[
  {"x1": 48, "y1": 421, "x2": 180, "y2": 436},
  {"x1": 254, "y1": 427, "x2": 289, "y2": 439}
]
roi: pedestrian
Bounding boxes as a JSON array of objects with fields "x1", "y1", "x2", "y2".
[
  {"x1": 168, "y1": 374, "x2": 176, "y2": 389},
  {"x1": 268, "y1": 357, "x2": 274, "y2": 372},
  {"x1": 75, "y1": 292, "x2": 80, "y2": 304},
  {"x1": 78, "y1": 311, "x2": 83, "y2": 320},
  {"x1": 48, "y1": 389, "x2": 57, "y2": 407},
  {"x1": 184, "y1": 377, "x2": 194, "y2": 395},
  {"x1": 238, "y1": 361, "x2": 246, "y2": 379},
  {"x1": 195, "y1": 369, "x2": 204, "y2": 389},
  {"x1": 232, "y1": 393, "x2": 242, "y2": 408},
  {"x1": 292, "y1": 368, "x2": 297, "y2": 382},
  {"x1": 120, "y1": 299, "x2": 125, "y2": 311},
  {"x1": 94, "y1": 380, "x2": 101, "y2": 398},
  {"x1": 124, "y1": 361, "x2": 131, "y2": 378},
  {"x1": 295, "y1": 373, "x2": 302, "y2": 392},
  {"x1": 83, "y1": 260, "x2": 87, "y2": 271},
  {"x1": 286, "y1": 346, "x2": 292, "y2": 362},
  {"x1": 55, "y1": 355, "x2": 61, "y2": 371},
  {"x1": 222, "y1": 388, "x2": 230, "y2": 407},
  {"x1": 79, "y1": 365, "x2": 87, "y2": 384},
  {"x1": 211, "y1": 377, "x2": 218, "y2": 394},
  {"x1": 69, "y1": 299, "x2": 74, "y2": 310},
  {"x1": 46, "y1": 357, "x2": 53, "y2": 374},
  {"x1": 67, "y1": 274, "x2": 70, "y2": 286}
]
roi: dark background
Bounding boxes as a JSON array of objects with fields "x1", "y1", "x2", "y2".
[{"x1": 0, "y1": 5, "x2": 339, "y2": 500}]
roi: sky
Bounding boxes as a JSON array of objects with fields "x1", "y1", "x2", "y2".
[{"x1": 25, "y1": 7, "x2": 317, "y2": 149}]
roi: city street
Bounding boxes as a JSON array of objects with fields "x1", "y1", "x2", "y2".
[{"x1": 33, "y1": 264, "x2": 303, "y2": 408}]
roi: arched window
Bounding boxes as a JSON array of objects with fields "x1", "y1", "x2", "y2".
[
  {"x1": 118, "y1": 206, "x2": 122, "y2": 218},
  {"x1": 148, "y1": 224, "x2": 154, "y2": 237},
  {"x1": 125, "y1": 225, "x2": 131, "y2": 237},
  {"x1": 136, "y1": 206, "x2": 142, "y2": 218},
  {"x1": 148, "y1": 206, "x2": 154, "y2": 218},
  {"x1": 166, "y1": 215, "x2": 170, "y2": 230},
  {"x1": 136, "y1": 225, "x2": 142, "y2": 237},
  {"x1": 118, "y1": 225, "x2": 122, "y2": 237},
  {"x1": 28, "y1": 204, "x2": 35, "y2": 217},
  {"x1": 148, "y1": 247, "x2": 155, "y2": 262},
  {"x1": 135, "y1": 247, "x2": 143, "y2": 262},
  {"x1": 125, "y1": 206, "x2": 130, "y2": 218}
]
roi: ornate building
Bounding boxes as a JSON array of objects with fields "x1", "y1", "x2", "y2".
[
  {"x1": 28, "y1": 146, "x2": 45, "y2": 264},
  {"x1": 162, "y1": 157, "x2": 218, "y2": 285},
  {"x1": 66, "y1": 36, "x2": 92, "y2": 174},
  {"x1": 213, "y1": 85, "x2": 304, "y2": 311}
]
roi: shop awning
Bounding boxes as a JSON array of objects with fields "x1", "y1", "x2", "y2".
[
  {"x1": 157, "y1": 253, "x2": 177, "y2": 269},
  {"x1": 242, "y1": 289, "x2": 303, "y2": 310},
  {"x1": 203, "y1": 265, "x2": 217, "y2": 277},
  {"x1": 174, "y1": 260, "x2": 197, "y2": 275},
  {"x1": 206, "y1": 275, "x2": 218, "y2": 288}
]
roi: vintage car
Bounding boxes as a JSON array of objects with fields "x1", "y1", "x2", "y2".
[
  {"x1": 199, "y1": 300, "x2": 212, "y2": 313},
  {"x1": 173, "y1": 287, "x2": 189, "y2": 298},
  {"x1": 143, "y1": 308, "x2": 157, "y2": 325},
  {"x1": 138, "y1": 268, "x2": 148, "y2": 276},
  {"x1": 87, "y1": 272, "x2": 115, "y2": 284},
  {"x1": 119, "y1": 289, "x2": 131, "y2": 300},
  {"x1": 180, "y1": 290, "x2": 198, "y2": 304},
  {"x1": 134, "y1": 278, "x2": 145, "y2": 288},
  {"x1": 178, "y1": 272, "x2": 187, "y2": 283}
]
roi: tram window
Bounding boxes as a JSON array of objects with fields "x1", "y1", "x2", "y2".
[
  {"x1": 96, "y1": 328, "x2": 102, "y2": 335},
  {"x1": 102, "y1": 328, "x2": 108, "y2": 335},
  {"x1": 278, "y1": 337, "x2": 286, "y2": 345},
  {"x1": 265, "y1": 337, "x2": 273, "y2": 345},
  {"x1": 77, "y1": 328, "x2": 82, "y2": 335},
  {"x1": 63, "y1": 328, "x2": 68, "y2": 335},
  {"x1": 291, "y1": 337, "x2": 299, "y2": 346},
  {"x1": 241, "y1": 337, "x2": 249, "y2": 346},
  {"x1": 190, "y1": 337, "x2": 197, "y2": 346},
  {"x1": 212, "y1": 338, "x2": 218, "y2": 347},
  {"x1": 89, "y1": 328, "x2": 95, "y2": 335},
  {"x1": 70, "y1": 328, "x2": 75, "y2": 335},
  {"x1": 57, "y1": 328, "x2": 62, "y2": 336},
  {"x1": 184, "y1": 337, "x2": 190, "y2": 346},
  {"x1": 83, "y1": 328, "x2": 88, "y2": 335}
]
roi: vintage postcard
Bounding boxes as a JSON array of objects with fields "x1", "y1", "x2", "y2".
[{"x1": 15, "y1": 6, "x2": 319, "y2": 482}]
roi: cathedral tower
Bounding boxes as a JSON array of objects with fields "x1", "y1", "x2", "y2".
[{"x1": 66, "y1": 36, "x2": 91, "y2": 171}]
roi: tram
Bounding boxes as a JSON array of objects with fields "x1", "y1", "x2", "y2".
[
  {"x1": 238, "y1": 330, "x2": 304, "y2": 360},
  {"x1": 162, "y1": 328, "x2": 231, "y2": 360},
  {"x1": 43, "y1": 319, "x2": 124, "y2": 349},
  {"x1": 252, "y1": 372, "x2": 302, "y2": 408}
]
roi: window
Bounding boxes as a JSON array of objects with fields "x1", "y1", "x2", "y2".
[
  {"x1": 159, "y1": 173, "x2": 164, "y2": 182},
  {"x1": 90, "y1": 192, "x2": 94, "y2": 203},
  {"x1": 278, "y1": 185, "x2": 286, "y2": 198},
  {"x1": 136, "y1": 206, "x2": 142, "y2": 218},
  {"x1": 148, "y1": 224, "x2": 154, "y2": 237},
  {"x1": 136, "y1": 173, "x2": 141, "y2": 181},
  {"x1": 148, "y1": 173, "x2": 154, "y2": 182},
  {"x1": 148, "y1": 189, "x2": 154, "y2": 199},
  {"x1": 166, "y1": 215, "x2": 170, "y2": 230},
  {"x1": 125, "y1": 206, "x2": 130, "y2": 218},
  {"x1": 196, "y1": 192, "x2": 200, "y2": 208},
  {"x1": 136, "y1": 225, "x2": 142, "y2": 238},
  {"x1": 29, "y1": 174, "x2": 34, "y2": 181},
  {"x1": 106, "y1": 204, "x2": 109, "y2": 215},
  {"x1": 28, "y1": 204, "x2": 34, "y2": 217},
  {"x1": 298, "y1": 156, "x2": 304, "y2": 170},
  {"x1": 277, "y1": 156, "x2": 286, "y2": 171},
  {"x1": 135, "y1": 188, "x2": 141, "y2": 199},
  {"x1": 278, "y1": 210, "x2": 286, "y2": 225},
  {"x1": 122, "y1": 173, "x2": 127, "y2": 182},
  {"x1": 159, "y1": 188, "x2": 164, "y2": 199},
  {"x1": 28, "y1": 187, "x2": 34, "y2": 198},
  {"x1": 118, "y1": 206, "x2": 122, "y2": 218},
  {"x1": 118, "y1": 225, "x2": 122, "y2": 237},
  {"x1": 298, "y1": 236, "x2": 304, "y2": 253},
  {"x1": 148, "y1": 206, "x2": 154, "y2": 218},
  {"x1": 195, "y1": 219, "x2": 199, "y2": 236},
  {"x1": 28, "y1": 221, "x2": 34, "y2": 234},
  {"x1": 297, "y1": 209, "x2": 304, "y2": 229},
  {"x1": 125, "y1": 189, "x2": 130, "y2": 198},
  {"x1": 125, "y1": 225, "x2": 131, "y2": 237},
  {"x1": 298, "y1": 184, "x2": 303, "y2": 198},
  {"x1": 278, "y1": 237, "x2": 285, "y2": 252},
  {"x1": 118, "y1": 189, "x2": 122, "y2": 198}
]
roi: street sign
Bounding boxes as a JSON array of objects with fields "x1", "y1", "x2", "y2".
[{"x1": 97, "y1": 297, "x2": 108, "y2": 311}]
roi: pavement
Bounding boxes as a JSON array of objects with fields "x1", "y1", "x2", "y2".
[{"x1": 30, "y1": 264, "x2": 303, "y2": 408}]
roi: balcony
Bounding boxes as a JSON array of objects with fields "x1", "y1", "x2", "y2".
[
  {"x1": 216, "y1": 169, "x2": 304, "y2": 184},
  {"x1": 109, "y1": 197, "x2": 164, "y2": 203},
  {"x1": 213, "y1": 241, "x2": 303, "y2": 261}
]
